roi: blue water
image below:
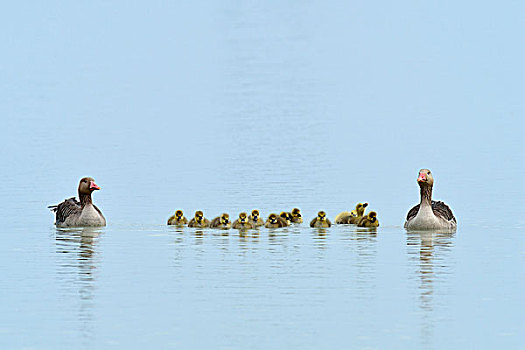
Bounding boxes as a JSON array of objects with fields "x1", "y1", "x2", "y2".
[{"x1": 1, "y1": 1, "x2": 524, "y2": 349}]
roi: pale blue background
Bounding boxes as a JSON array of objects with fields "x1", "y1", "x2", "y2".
[{"x1": 1, "y1": 1, "x2": 523, "y2": 349}]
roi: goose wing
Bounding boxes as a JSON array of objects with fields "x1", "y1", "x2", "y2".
[
  {"x1": 48, "y1": 197, "x2": 81, "y2": 225},
  {"x1": 432, "y1": 201, "x2": 456, "y2": 223}
]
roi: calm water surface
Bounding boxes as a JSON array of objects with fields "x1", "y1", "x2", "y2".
[{"x1": 1, "y1": 1, "x2": 524, "y2": 349}]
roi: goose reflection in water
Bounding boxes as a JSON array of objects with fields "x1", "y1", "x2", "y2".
[
  {"x1": 55, "y1": 227, "x2": 103, "y2": 344},
  {"x1": 406, "y1": 230, "x2": 454, "y2": 346}
]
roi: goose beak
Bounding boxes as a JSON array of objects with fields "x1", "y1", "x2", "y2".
[
  {"x1": 89, "y1": 181, "x2": 101, "y2": 190},
  {"x1": 417, "y1": 173, "x2": 426, "y2": 182}
]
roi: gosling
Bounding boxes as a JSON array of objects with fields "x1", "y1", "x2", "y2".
[
  {"x1": 291, "y1": 208, "x2": 303, "y2": 223},
  {"x1": 248, "y1": 209, "x2": 264, "y2": 227},
  {"x1": 210, "y1": 213, "x2": 232, "y2": 229},
  {"x1": 188, "y1": 210, "x2": 210, "y2": 228},
  {"x1": 265, "y1": 213, "x2": 287, "y2": 228},
  {"x1": 279, "y1": 211, "x2": 292, "y2": 226},
  {"x1": 349, "y1": 203, "x2": 368, "y2": 224},
  {"x1": 167, "y1": 209, "x2": 189, "y2": 226},
  {"x1": 334, "y1": 209, "x2": 357, "y2": 224},
  {"x1": 233, "y1": 212, "x2": 254, "y2": 229},
  {"x1": 357, "y1": 211, "x2": 380, "y2": 227},
  {"x1": 310, "y1": 211, "x2": 332, "y2": 228}
]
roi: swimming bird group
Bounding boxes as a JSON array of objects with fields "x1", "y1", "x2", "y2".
[{"x1": 49, "y1": 169, "x2": 457, "y2": 231}]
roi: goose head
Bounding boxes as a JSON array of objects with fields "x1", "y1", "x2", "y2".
[
  {"x1": 238, "y1": 212, "x2": 247, "y2": 223},
  {"x1": 367, "y1": 211, "x2": 377, "y2": 223},
  {"x1": 291, "y1": 208, "x2": 302, "y2": 219},
  {"x1": 417, "y1": 169, "x2": 434, "y2": 187},
  {"x1": 78, "y1": 177, "x2": 100, "y2": 195},
  {"x1": 251, "y1": 209, "x2": 260, "y2": 221},
  {"x1": 175, "y1": 210, "x2": 184, "y2": 220},
  {"x1": 317, "y1": 211, "x2": 327, "y2": 221},
  {"x1": 268, "y1": 213, "x2": 278, "y2": 224},
  {"x1": 350, "y1": 209, "x2": 357, "y2": 217}
]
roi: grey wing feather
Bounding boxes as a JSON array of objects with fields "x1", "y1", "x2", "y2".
[
  {"x1": 432, "y1": 201, "x2": 456, "y2": 223},
  {"x1": 49, "y1": 197, "x2": 81, "y2": 225},
  {"x1": 406, "y1": 204, "x2": 420, "y2": 221}
]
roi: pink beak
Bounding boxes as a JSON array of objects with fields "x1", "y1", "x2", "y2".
[
  {"x1": 89, "y1": 181, "x2": 101, "y2": 190},
  {"x1": 417, "y1": 173, "x2": 426, "y2": 182}
]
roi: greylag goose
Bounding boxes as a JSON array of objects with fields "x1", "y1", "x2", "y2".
[
  {"x1": 210, "y1": 213, "x2": 232, "y2": 229},
  {"x1": 248, "y1": 209, "x2": 264, "y2": 227},
  {"x1": 357, "y1": 211, "x2": 380, "y2": 227},
  {"x1": 404, "y1": 169, "x2": 457, "y2": 230},
  {"x1": 291, "y1": 208, "x2": 303, "y2": 223},
  {"x1": 49, "y1": 177, "x2": 106, "y2": 227},
  {"x1": 167, "y1": 210, "x2": 188, "y2": 226},
  {"x1": 188, "y1": 211, "x2": 210, "y2": 228},
  {"x1": 265, "y1": 213, "x2": 287, "y2": 228},
  {"x1": 310, "y1": 211, "x2": 332, "y2": 228},
  {"x1": 232, "y1": 212, "x2": 254, "y2": 229}
]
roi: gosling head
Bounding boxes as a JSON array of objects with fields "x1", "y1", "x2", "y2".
[
  {"x1": 292, "y1": 208, "x2": 302, "y2": 218},
  {"x1": 175, "y1": 210, "x2": 183, "y2": 219},
  {"x1": 251, "y1": 209, "x2": 260, "y2": 220},
  {"x1": 78, "y1": 177, "x2": 101, "y2": 195},
  {"x1": 350, "y1": 209, "x2": 357, "y2": 217},
  {"x1": 239, "y1": 212, "x2": 247, "y2": 223},
  {"x1": 195, "y1": 210, "x2": 204, "y2": 223},
  {"x1": 368, "y1": 211, "x2": 377, "y2": 223},
  {"x1": 417, "y1": 169, "x2": 434, "y2": 187},
  {"x1": 268, "y1": 213, "x2": 278, "y2": 224},
  {"x1": 220, "y1": 213, "x2": 230, "y2": 225},
  {"x1": 317, "y1": 211, "x2": 327, "y2": 221},
  {"x1": 355, "y1": 203, "x2": 368, "y2": 216},
  {"x1": 280, "y1": 211, "x2": 292, "y2": 222}
]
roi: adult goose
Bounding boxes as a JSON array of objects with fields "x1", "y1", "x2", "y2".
[
  {"x1": 49, "y1": 177, "x2": 106, "y2": 227},
  {"x1": 404, "y1": 169, "x2": 456, "y2": 231}
]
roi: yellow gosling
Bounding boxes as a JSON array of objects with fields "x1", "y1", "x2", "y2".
[
  {"x1": 210, "y1": 213, "x2": 232, "y2": 229},
  {"x1": 291, "y1": 208, "x2": 303, "y2": 223},
  {"x1": 248, "y1": 209, "x2": 264, "y2": 227},
  {"x1": 349, "y1": 203, "x2": 368, "y2": 224},
  {"x1": 310, "y1": 211, "x2": 332, "y2": 228},
  {"x1": 233, "y1": 212, "x2": 254, "y2": 229},
  {"x1": 265, "y1": 213, "x2": 287, "y2": 228},
  {"x1": 167, "y1": 209, "x2": 189, "y2": 226},
  {"x1": 357, "y1": 211, "x2": 380, "y2": 227},
  {"x1": 188, "y1": 210, "x2": 210, "y2": 228}
]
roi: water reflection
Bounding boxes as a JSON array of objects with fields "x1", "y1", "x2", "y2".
[
  {"x1": 406, "y1": 230, "x2": 455, "y2": 348},
  {"x1": 54, "y1": 227, "x2": 103, "y2": 347}
]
